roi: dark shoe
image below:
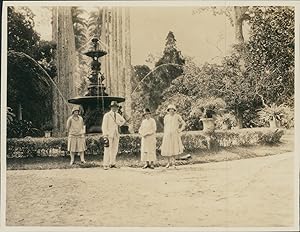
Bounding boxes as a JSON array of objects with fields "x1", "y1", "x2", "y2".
[{"x1": 109, "y1": 164, "x2": 117, "y2": 168}]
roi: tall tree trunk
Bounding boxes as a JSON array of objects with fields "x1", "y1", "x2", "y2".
[
  {"x1": 110, "y1": 7, "x2": 116, "y2": 96},
  {"x1": 103, "y1": 7, "x2": 109, "y2": 90},
  {"x1": 106, "y1": 8, "x2": 112, "y2": 94},
  {"x1": 118, "y1": 7, "x2": 124, "y2": 97},
  {"x1": 18, "y1": 103, "x2": 22, "y2": 120},
  {"x1": 235, "y1": 108, "x2": 243, "y2": 129},
  {"x1": 233, "y1": 6, "x2": 249, "y2": 128},
  {"x1": 233, "y1": 6, "x2": 248, "y2": 44},
  {"x1": 113, "y1": 8, "x2": 119, "y2": 95},
  {"x1": 52, "y1": 6, "x2": 77, "y2": 136},
  {"x1": 124, "y1": 7, "x2": 132, "y2": 132},
  {"x1": 100, "y1": 7, "x2": 107, "y2": 87}
]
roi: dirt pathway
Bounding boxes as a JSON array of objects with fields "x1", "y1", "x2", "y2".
[{"x1": 6, "y1": 152, "x2": 295, "y2": 227}]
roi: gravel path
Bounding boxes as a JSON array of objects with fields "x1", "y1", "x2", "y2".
[{"x1": 6, "y1": 152, "x2": 295, "y2": 227}]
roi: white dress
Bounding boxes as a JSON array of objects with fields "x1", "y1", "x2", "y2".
[
  {"x1": 139, "y1": 117, "x2": 157, "y2": 162},
  {"x1": 161, "y1": 113, "x2": 186, "y2": 157}
]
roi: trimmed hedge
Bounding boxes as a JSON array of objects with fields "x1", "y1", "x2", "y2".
[{"x1": 6, "y1": 128, "x2": 284, "y2": 158}]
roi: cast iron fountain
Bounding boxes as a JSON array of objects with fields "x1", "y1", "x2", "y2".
[{"x1": 68, "y1": 38, "x2": 125, "y2": 133}]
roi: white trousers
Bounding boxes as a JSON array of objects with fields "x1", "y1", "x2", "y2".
[{"x1": 103, "y1": 135, "x2": 119, "y2": 166}]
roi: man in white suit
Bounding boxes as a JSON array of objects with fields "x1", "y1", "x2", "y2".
[{"x1": 102, "y1": 101, "x2": 126, "y2": 170}]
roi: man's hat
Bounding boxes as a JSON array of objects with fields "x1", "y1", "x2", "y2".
[
  {"x1": 142, "y1": 108, "x2": 151, "y2": 116},
  {"x1": 110, "y1": 101, "x2": 119, "y2": 107}
]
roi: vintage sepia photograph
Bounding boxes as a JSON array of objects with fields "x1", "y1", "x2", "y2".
[{"x1": 1, "y1": 0, "x2": 299, "y2": 230}]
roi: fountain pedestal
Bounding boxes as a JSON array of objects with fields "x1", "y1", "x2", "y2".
[{"x1": 68, "y1": 38, "x2": 125, "y2": 133}]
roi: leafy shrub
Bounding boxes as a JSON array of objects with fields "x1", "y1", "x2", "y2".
[
  {"x1": 7, "y1": 119, "x2": 43, "y2": 138},
  {"x1": 190, "y1": 97, "x2": 226, "y2": 119},
  {"x1": 7, "y1": 128, "x2": 284, "y2": 158},
  {"x1": 257, "y1": 103, "x2": 294, "y2": 128},
  {"x1": 215, "y1": 113, "x2": 238, "y2": 130},
  {"x1": 41, "y1": 120, "x2": 54, "y2": 131},
  {"x1": 185, "y1": 115, "x2": 203, "y2": 131},
  {"x1": 259, "y1": 129, "x2": 284, "y2": 144}
]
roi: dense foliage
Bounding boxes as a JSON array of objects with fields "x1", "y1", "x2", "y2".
[
  {"x1": 156, "y1": 6, "x2": 294, "y2": 130},
  {"x1": 7, "y1": 7, "x2": 56, "y2": 137},
  {"x1": 245, "y1": 6, "x2": 294, "y2": 107}
]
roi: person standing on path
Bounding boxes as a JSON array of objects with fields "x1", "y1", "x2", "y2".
[
  {"x1": 66, "y1": 105, "x2": 86, "y2": 165},
  {"x1": 139, "y1": 108, "x2": 157, "y2": 169},
  {"x1": 161, "y1": 104, "x2": 186, "y2": 168},
  {"x1": 102, "y1": 101, "x2": 126, "y2": 170}
]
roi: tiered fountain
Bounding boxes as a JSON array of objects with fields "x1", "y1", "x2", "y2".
[{"x1": 68, "y1": 38, "x2": 125, "y2": 133}]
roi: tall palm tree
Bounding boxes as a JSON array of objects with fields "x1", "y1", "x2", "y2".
[
  {"x1": 87, "y1": 8, "x2": 104, "y2": 39},
  {"x1": 71, "y1": 7, "x2": 88, "y2": 50}
]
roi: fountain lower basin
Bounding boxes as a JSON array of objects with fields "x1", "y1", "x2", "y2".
[
  {"x1": 68, "y1": 96, "x2": 125, "y2": 133},
  {"x1": 68, "y1": 96, "x2": 125, "y2": 107}
]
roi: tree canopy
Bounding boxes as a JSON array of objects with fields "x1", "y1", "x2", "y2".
[
  {"x1": 158, "y1": 6, "x2": 294, "y2": 129},
  {"x1": 7, "y1": 7, "x2": 56, "y2": 136},
  {"x1": 7, "y1": 51, "x2": 52, "y2": 129},
  {"x1": 8, "y1": 6, "x2": 40, "y2": 55}
]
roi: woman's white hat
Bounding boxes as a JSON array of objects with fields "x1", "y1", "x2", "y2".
[
  {"x1": 167, "y1": 104, "x2": 176, "y2": 112},
  {"x1": 71, "y1": 105, "x2": 80, "y2": 114}
]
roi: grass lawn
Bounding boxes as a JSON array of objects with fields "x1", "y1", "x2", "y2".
[{"x1": 7, "y1": 129, "x2": 294, "y2": 171}]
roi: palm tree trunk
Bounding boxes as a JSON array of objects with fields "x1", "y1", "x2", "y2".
[
  {"x1": 113, "y1": 8, "x2": 119, "y2": 95},
  {"x1": 52, "y1": 6, "x2": 77, "y2": 136},
  {"x1": 124, "y1": 7, "x2": 132, "y2": 132},
  {"x1": 100, "y1": 7, "x2": 107, "y2": 87},
  {"x1": 118, "y1": 7, "x2": 124, "y2": 97},
  {"x1": 110, "y1": 7, "x2": 116, "y2": 96},
  {"x1": 106, "y1": 8, "x2": 112, "y2": 94}
]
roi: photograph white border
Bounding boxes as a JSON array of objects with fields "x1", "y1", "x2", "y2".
[{"x1": 1, "y1": 1, "x2": 299, "y2": 231}]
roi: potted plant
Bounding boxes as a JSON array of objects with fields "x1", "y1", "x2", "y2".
[
  {"x1": 190, "y1": 97, "x2": 226, "y2": 132},
  {"x1": 257, "y1": 103, "x2": 293, "y2": 129},
  {"x1": 41, "y1": 120, "x2": 53, "y2": 138}
]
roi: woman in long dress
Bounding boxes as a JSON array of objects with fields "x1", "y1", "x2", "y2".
[
  {"x1": 139, "y1": 108, "x2": 157, "y2": 169},
  {"x1": 161, "y1": 104, "x2": 186, "y2": 168},
  {"x1": 66, "y1": 105, "x2": 86, "y2": 165}
]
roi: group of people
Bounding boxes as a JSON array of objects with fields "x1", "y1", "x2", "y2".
[{"x1": 66, "y1": 101, "x2": 186, "y2": 169}]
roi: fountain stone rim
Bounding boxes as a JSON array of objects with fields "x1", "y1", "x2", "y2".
[{"x1": 68, "y1": 96, "x2": 125, "y2": 105}]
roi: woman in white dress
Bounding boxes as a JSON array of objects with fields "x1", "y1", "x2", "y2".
[
  {"x1": 161, "y1": 104, "x2": 186, "y2": 168},
  {"x1": 66, "y1": 105, "x2": 86, "y2": 165},
  {"x1": 139, "y1": 108, "x2": 157, "y2": 169}
]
